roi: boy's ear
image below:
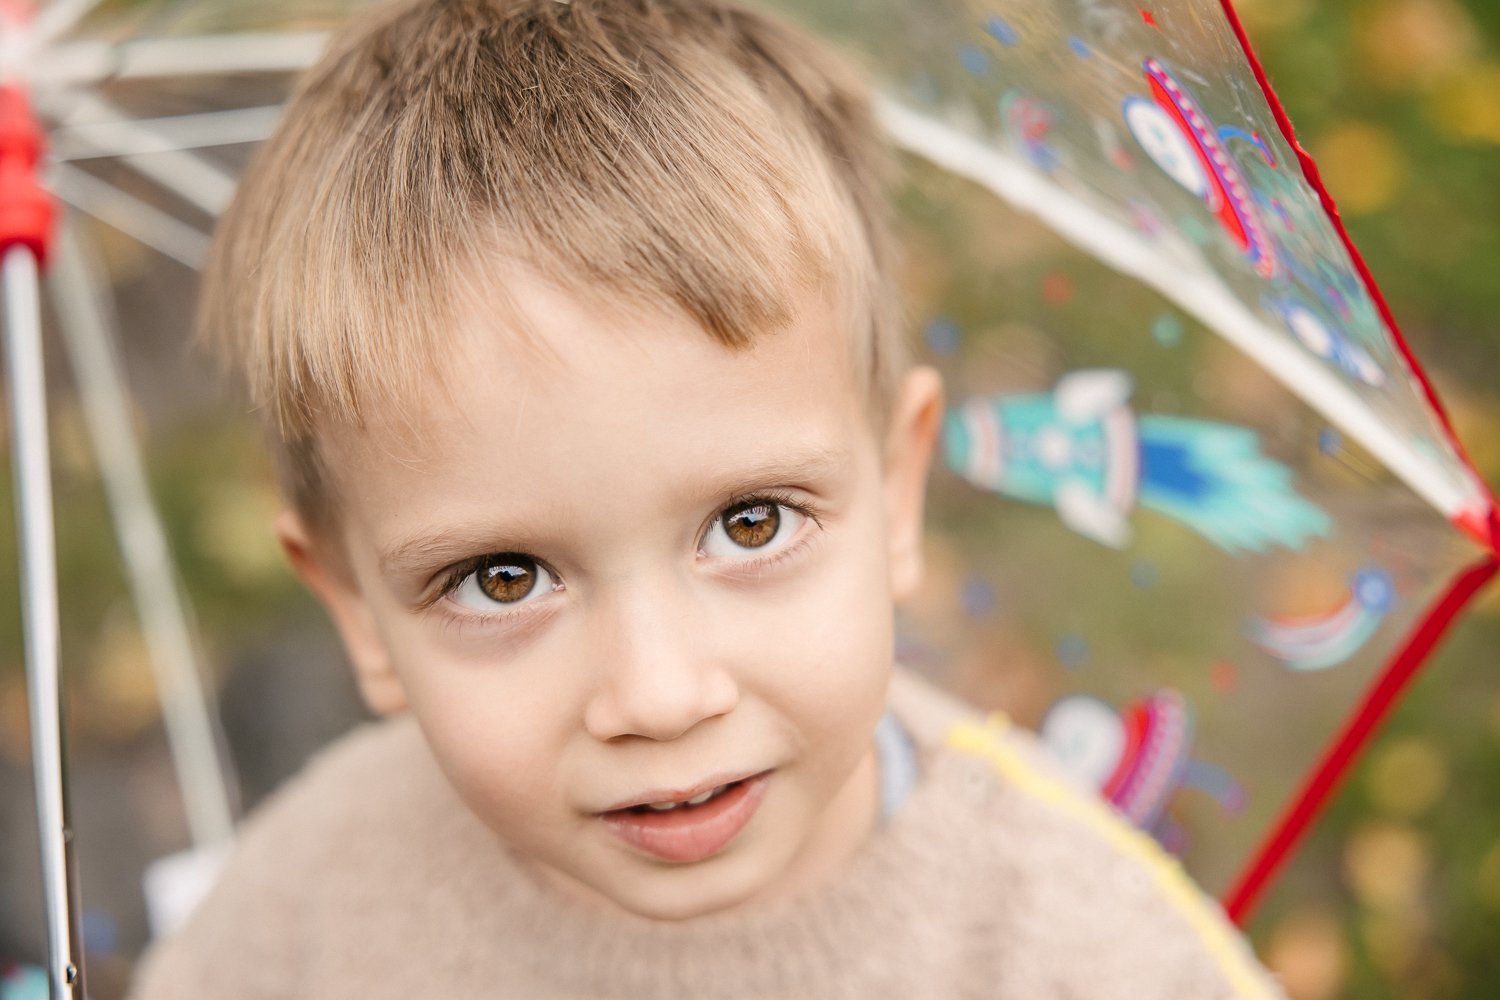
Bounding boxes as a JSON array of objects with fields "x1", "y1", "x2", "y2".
[
  {"x1": 273, "y1": 509, "x2": 409, "y2": 716},
  {"x1": 882, "y1": 366, "x2": 944, "y2": 601}
]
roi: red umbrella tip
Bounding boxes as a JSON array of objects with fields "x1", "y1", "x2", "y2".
[
  {"x1": 0, "y1": 85, "x2": 52, "y2": 262},
  {"x1": 1454, "y1": 503, "x2": 1500, "y2": 555}
]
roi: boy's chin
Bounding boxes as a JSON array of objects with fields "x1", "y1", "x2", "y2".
[
  {"x1": 616, "y1": 883, "x2": 762, "y2": 923},
  {"x1": 530, "y1": 848, "x2": 794, "y2": 923}
]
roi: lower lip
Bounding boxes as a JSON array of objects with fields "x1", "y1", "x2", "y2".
[{"x1": 600, "y1": 773, "x2": 771, "y2": 864}]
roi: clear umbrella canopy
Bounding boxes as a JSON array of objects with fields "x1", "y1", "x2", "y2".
[
  {"x1": 0, "y1": 0, "x2": 1496, "y2": 997},
  {"x1": 766, "y1": 0, "x2": 1497, "y2": 914}
]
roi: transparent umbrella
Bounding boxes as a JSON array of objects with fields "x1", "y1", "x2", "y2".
[
  {"x1": 3, "y1": 0, "x2": 1497, "y2": 997},
  {"x1": 766, "y1": 0, "x2": 1498, "y2": 922}
]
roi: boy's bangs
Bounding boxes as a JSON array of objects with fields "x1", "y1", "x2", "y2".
[{"x1": 205, "y1": 0, "x2": 892, "y2": 464}]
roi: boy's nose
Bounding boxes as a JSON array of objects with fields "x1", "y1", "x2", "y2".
[{"x1": 582, "y1": 587, "x2": 739, "y2": 743}]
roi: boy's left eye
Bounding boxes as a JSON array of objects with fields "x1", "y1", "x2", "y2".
[
  {"x1": 701, "y1": 499, "x2": 807, "y2": 559},
  {"x1": 448, "y1": 553, "x2": 560, "y2": 610}
]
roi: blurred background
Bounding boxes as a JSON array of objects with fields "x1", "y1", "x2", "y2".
[{"x1": 0, "y1": 0, "x2": 1495, "y2": 997}]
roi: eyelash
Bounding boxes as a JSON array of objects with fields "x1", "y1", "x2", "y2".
[
  {"x1": 425, "y1": 489, "x2": 824, "y2": 621},
  {"x1": 698, "y1": 489, "x2": 822, "y2": 566},
  {"x1": 429, "y1": 556, "x2": 546, "y2": 608}
]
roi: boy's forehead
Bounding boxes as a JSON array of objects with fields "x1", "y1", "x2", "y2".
[
  {"x1": 451, "y1": 255, "x2": 849, "y2": 366},
  {"x1": 318, "y1": 262, "x2": 871, "y2": 486},
  {"x1": 443, "y1": 260, "x2": 853, "y2": 408}
]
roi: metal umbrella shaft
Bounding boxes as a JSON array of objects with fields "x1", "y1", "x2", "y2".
[
  {"x1": 0, "y1": 63, "x2": 85, "y2": 998},
  {"x1": 4, "y1": 241, "x2": 84, "y2": 998}
]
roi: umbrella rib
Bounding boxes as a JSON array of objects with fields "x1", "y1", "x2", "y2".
[
  {"x1": 30, "y1": 0, "x2": 108, "y2": 51},
  {"x1": 50, "y1": 105, "x2": 284, "y2": 161},
  {"x1": 49, "y1": 164, "x2": 211, "y2": 269},
  {"x1": 877, "y1": 96, "x2": 1490, "y2": 528},
  {"x1": 48, "y1": 222, "x2": 239, "y2": 851},
  {"x1": 40, "y1": 31, "x2": 330, "y2": 87},
  {"x1": 41, "y1": 90, "x2": 236, "y2": 215}
]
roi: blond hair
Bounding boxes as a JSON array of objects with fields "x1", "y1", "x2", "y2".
[{"x1": 203, "y1": 0, "x2": 903, "y2": 524}]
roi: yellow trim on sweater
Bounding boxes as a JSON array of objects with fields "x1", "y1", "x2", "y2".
[{"x1": 946, "y1": 715, "x2": 1280, "y2": 1000}]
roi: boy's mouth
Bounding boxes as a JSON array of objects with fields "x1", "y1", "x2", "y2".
[
  {"x1": 599, "y1": 771, "x2": 772, "y2": 864},
  {"x1": 628, "y1": 781, "x2": 735, "y2": 812}
]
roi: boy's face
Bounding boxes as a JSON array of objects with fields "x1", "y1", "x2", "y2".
[{"x1": 284, "y1": 266, "x2": 941, "y2": 921}]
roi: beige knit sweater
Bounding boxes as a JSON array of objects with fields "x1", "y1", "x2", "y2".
[{"x1": 129, "y1": 671, "x2": 1286, "y2": 999}]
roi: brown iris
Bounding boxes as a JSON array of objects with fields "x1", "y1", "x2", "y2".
[
  {"x1": 476, "y1": 555, "x2": 539, "y2": 603},
  {"x1": 722, "y1": 501, "x2": 779, "y2": 548}
]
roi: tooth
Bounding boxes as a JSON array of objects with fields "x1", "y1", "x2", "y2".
[
  {"x1": 686, "y1": 789, "x2": 714, "y2": 806},
  {"x1": 646, "y1": 801, "x2": 678, "y2": 811}
]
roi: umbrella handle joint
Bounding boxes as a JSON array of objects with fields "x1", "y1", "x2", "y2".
[{"x1": 0, "y1": 85, "x2": 52, "y2": 263}]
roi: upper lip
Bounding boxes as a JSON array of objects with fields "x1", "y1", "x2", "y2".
[{"x1": 596, "y1": 769, "x2": 770, "y2": 814}]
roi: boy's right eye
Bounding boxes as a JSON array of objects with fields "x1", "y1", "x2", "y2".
[{"x1": 448, "y1": 554, "x2": 560, "y2": 610}]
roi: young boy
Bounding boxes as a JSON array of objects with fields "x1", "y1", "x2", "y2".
[{"x1": 130, "y1": 0, "x2": 1287, "y2": 996}]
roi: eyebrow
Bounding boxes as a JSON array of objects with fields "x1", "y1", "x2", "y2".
[
  {"x1": 688, "y1": 444, "x2": 850, "y2": 504},
  {"x1": 378, "y1": 525, "x2": 539, "y2": 580},
  {"x1": 376, "y1": 444, "x2": 852, "y2": 578}
]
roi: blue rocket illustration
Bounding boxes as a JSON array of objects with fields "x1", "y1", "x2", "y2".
[{"x1": 943, "y1": 369, "x2": 1331, "y2": 553}]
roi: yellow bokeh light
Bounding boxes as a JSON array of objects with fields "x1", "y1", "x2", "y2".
[
  {"x1": 1265, "y1": 908, "x2": 1348, "y2": 1000},
  {"x1": 1367, "y1": 737, "x2": 1449, "y2": 818},
  {"x1": 1428, "y1": 63, "x2": 1500, "y2": 145},
  {"x1": 1312, "y1": 122, "x2": 1406, "y2": 216},
  {"x1": 1344, "y1": 821, "x2": 1431, "y2": 910},
  {"x1": 1358, "y1": 0, "x2": 1480, "y2": 89},
  {"x1": 86, "y1": 616, "x2": 164, "y2": 741},
  {"x1": 194, "y1": 480, "x2": 286, "y2": 585}
]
